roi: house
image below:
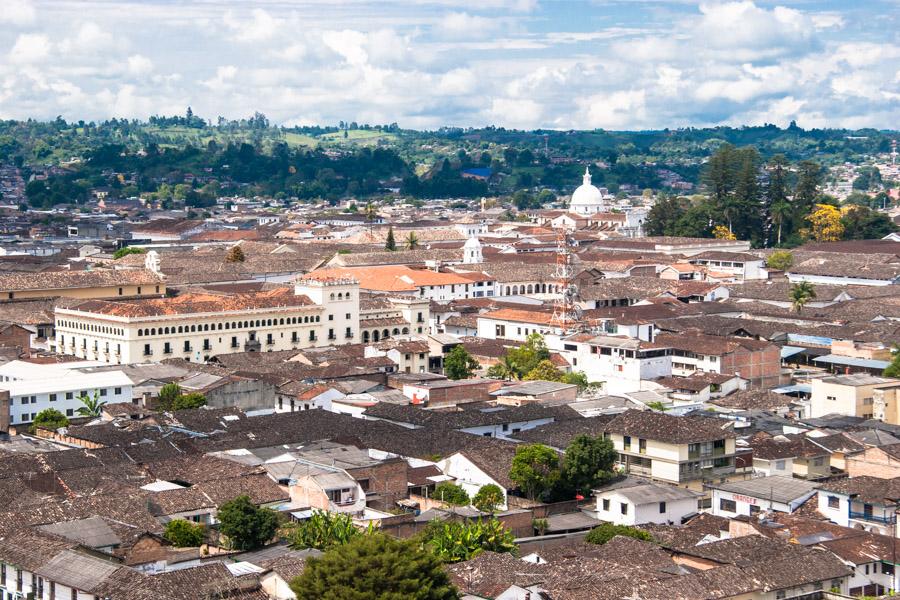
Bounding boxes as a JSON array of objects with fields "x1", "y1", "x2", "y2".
[
  {"x1": 817, "y1": 476, "x2": 900, "y2": 536},
  {"x1": 809, "y1": 373, "x2": 900, "y2": 420},
  {"x1": 654, "y1": 373, "x2": 746, "y2": 404},
  {"x1": 688, "y1": 251, "x2": 767, "y2": 280},
  {"x1": 746, "y1": 431, "x2": 832, "y2": 480},
  {"x1": 709, "y1": 476, "x2": 819, "y2": 518},
  {"x1": 557, "y1": 333, "x2": 671, "y2": 395},
  {"x1": 400, "y1": 378, "x2": 503, "y2": 408},
  {"x1": 0, "y1": 360, "x2": 133, "y2": 425},
  {"x1": 306, "y1": 265, "x2": 496, "y2": 301},
  {"x1": 655, "y1": 332, "x2": 781, "y2": 388},
  {"x1": 591, "y1": 479, "x2": 702, "y2": 525},
  {"x1": 603, "y1": 409, "x2": 737, "y2": 484},
  {"x1": 0, "y1": 268, "x2": 165, "y2": 302},
  {"x1": 846, "y1": 443, "x2": 900, "y2": 479}
]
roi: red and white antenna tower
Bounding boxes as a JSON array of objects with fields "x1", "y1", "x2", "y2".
[{"x1": 550, "y1": 225, "x2": 582, "y2": 332}]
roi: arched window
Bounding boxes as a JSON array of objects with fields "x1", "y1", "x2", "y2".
[
  {"x1": 151, "y1": 328, "x2": 156, "y2": 335},
  {"x1": 392, "y1": 328, "x2": 399, "y2": 335},
  {"x1": 279, "y1": 318, "x2": 284, "y2": 325},
  {"x1": 330, "y1": 293, "x2": 335, "y2": 300},
  {"x1": 363, "y1": 331, "x2": 370, "y2": 343},
  {"x1": 372, "y1": 330, "x2": 380, "y2": 342},
  {"x1": 526, "y1": 285, "x2": 533, "y2": 294},
  {"x1": 382, "y1": 329, "x2": 390, "y2": 339},
  {"x1": 138, "y1": 329, "x2": 143, "y2": 337},
  {"x1": 505, "y1": 286, "x2": 511, "y2": 295},
  {"x1": 402, "y1": 327, "x2": 409, "y2": 334}
]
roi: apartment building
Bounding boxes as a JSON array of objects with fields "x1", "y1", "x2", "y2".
[
  {"x1": 307, "y1": 265, "x2": 496, "y2": 301},
  {"x1": 557, "y1": 333, "x2": 671, "y2": 394},
  {"x1": 54, "y1": 278, "x2": 360, "y2": 365},
  {"x1": 0, "y1": 360, "x2": 132, "y2": 425},
  {"x1": 817, "y1": 476, "x2": 900, "y2": 536},
  {"x1": 603, "y1": 409, "x2": 737, "y2": 484},
  {"x1": 809, "y1": 374, "x2": 900, "y2": 420}
]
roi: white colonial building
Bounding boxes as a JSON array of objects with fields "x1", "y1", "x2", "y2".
[
  {"x1": 54, "y1": 278, "x2": 362, "y2": 365},
  {"x1": 569, "y1": 168, "x2": 610, "y2": 216}
]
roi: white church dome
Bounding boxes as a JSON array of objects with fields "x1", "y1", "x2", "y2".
[
  {"x1": 464, "y1": 236, "x2": 481, "y2": 249},
  {"x1": 570, "y1": 167, "x2": 603, "y2": 210}
]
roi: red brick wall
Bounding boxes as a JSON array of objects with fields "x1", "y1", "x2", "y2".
[
  {"x1": 721, "y1": 345, "x2": 781, "y2": 388},
  {"x1": 347, "y1": 458, "x2": 410, "y2": 511},
  {"x1": 0, "y1": 326, "x2": 30, "y2": 353},
  {"x1": 428, "y1": 381, "x2": 504, "y2": 407}
]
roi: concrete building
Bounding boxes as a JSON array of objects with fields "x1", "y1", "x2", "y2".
[
  {"x1": 810, "y1": 374, "x2": 900, "y2": 420},
  {"x1": 557, "y1": 334, "x2": 671, "y2": 395},
  {"x1": 710, "y1": 476, "x2": 819, "y2": 519},
  {"x1": 591, "y1": 480, "x2": 701, "y2": 526},
  {"x1": 0, "y1": 360, "x2": 132, "y2": 425}
]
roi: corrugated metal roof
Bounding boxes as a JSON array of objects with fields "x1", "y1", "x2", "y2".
[{"x1": 813, "y1": 354, "x2": 891, "y2": 369}]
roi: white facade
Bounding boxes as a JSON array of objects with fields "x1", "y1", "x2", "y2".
[
  {"x1": 817, "y1": 489, "x2": 897, "y2": 536},
  {"x1": 54, "y1": 279, "x2": 361, "y2": 365},
  {"x1": 0, "y1": 361, "x2": 132, "y2": 425},
  {"x1": 569, "y1": 168, "x2": 609, "y2": 216},
  {"x1": 592, "y1": 484, "x2": 700, "y2": 526},
  {"x1": 437, "y1": 453, "x2": 508, "y2": 510},
  {"x1": 557, "y1": 335, "x2": 671, "y2": 394}
]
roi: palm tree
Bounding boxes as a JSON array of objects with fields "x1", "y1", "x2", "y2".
[
  {"x1": 364, "y1": 202, "x2": 378, "y2": 222},
  {"x1": 789, "y1": 281, "x2": 816, "y2": 313},
  {"x1": 487, "y1": 355, "x2": 519, "y2": 381},
  {"x1": 405, "y1": 232, "x2": 419, "y2": 250},
  {"x1": 770, "y1": 199, "x2": 792, "y2": 246},
  {"x1": 76, "y1": 391, "x2": 107, "y2": 417}
]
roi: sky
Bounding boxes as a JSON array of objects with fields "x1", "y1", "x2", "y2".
[{"x1": 0, "y1": 0, "x2": 898, "y2": 130}]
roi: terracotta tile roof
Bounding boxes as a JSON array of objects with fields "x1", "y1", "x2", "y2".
[
  {"x1": 480, "y1": 307, "x2": 557, "y2": 325},
  {"x1": 65, "y1": 288, "x2": 315, "y2": 318},
  {"x1": 0, "y1": 268, "x2": 163, "y2": 292},
  {"x1": 605, "y1": 409, "x2": 735, "y2": 443},
  {"x1": 307, "y1": 265, "x2": 492, "y2": 292}
]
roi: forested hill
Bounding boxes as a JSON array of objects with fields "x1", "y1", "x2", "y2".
[{"x1": 2, "y1": 113, "x2": 897, "y2": 207}]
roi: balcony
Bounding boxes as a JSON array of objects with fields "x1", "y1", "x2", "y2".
[
  {"x1": 850, "y1": 511, "x2": 897, "y2": 525},
  {"x1": 183, "y1": 346, "x2": 193, "y2": 353},
  {"x1": 265, "y1": 339, "x2": 275, "y2": 346}
]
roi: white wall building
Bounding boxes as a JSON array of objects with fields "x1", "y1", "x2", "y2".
[
  {"x1": 591, "y1": 482, "x2": 701, "y2": 526},
  {"x1": 556, "y1": 334, "x2": 671, "y2": 394},
  {"x1": 54, "y1": 278, "x2": 361, "y2": 365},
  {"x1": 0, "y1": 360, "x2": 133, "y2": 425},
  {"x1": 710, "y1": 476, "x2": 819, "y2": 519}
]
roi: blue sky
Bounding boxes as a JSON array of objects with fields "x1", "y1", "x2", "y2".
[{"x1": 0, "y1": 0, "x2": 897, "y2": 129}]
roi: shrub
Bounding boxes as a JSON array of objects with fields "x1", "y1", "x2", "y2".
[
  {"x1": 434, "y1": 482, "x2": 470, "y2": 507},
  {"x1": 164, "y1": 519, "x2": 205, "y2": 547},
  {"x1": 585, "y1": 523, "x2": 653, "y2": 546}
]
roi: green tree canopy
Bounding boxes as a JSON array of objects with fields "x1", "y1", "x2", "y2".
[
  {"x1": 585, "y1": 523, "x2": 653, "y2": 545},
  {"x1": 789, "y1": 281, "x2": 816, "y2": 313},
  {"x1": 487, "y1": 333, "x2": 550, "y2": 381},
  {"x1": 217, "y1": 495, "x2": 278, "y2": 551},
  {"x1": 766, "y1": 250, "x2": 793, "y2": 271},
  {"x1": 31, "y1": 408, "x2": 69, "y2": 432},
  {"x1": 509, "y1": 444, "x2": 559, "y2": 501},
  {"x1": 434, "y1": 482, "x2": 470, "y2": 507},
  {"x1": 76, "y1": 391, "x2": 106, "y2": 417},
  {"x1": 112, "y1": 247, "x2": 145, "y2": 260},
  {"x1": 164, "y1": 519, "x2": 205, "y2": 547},
  {"x1": 385, "y1": 226, "x2": 396, "y2": 251},
  {"x1": 289, "y1": 510, "x2": 361, "y2": 551},
  {"x1": 171, "y1": 392, "x2": 207, "y2": 411},
  {"x1": 472, "y1": 484, "x2": 505, "y2": 513},
  {"x1": 290, "y1": 533, "x2": 459, "y2": 600},
  {"x1": 884, "y1": 347, "x2": 900, "y2": 378},
  {"x1": 559, "y1": 435, "x2": 618, "y2": 497},
  {"x1": 444, "y1": 345, "x2": 480, "y2": 380},
  {"x1": 423, "y1": 518, "x2": 516, "y2": 563}
]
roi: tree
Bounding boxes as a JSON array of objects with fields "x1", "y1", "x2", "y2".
[
  {"x1": 766, "y1": 250, "x2": 793, "y2": 271},
  {"x1": 171, "y1": 392, "x2": 207, "y2": 411},
  {"x1": 585, "y1": 523, "x2": 653, "y2": 545},
  {"x1": 31, "y1": 408, "x2": 68, "y2": 432},
  {"x1": 444, "y1": 345, "x2": 479, "y2": 380},
  {"x1": 884, "y1": 346, "x2": 900, "y2": 378},
  {"x1": 76, "y1": 391, "x2": 106, "y2": 417},
  {"x1": 559, "y1": 435, "x2": 617, "y2": 497},
  {"x1": 560, "y1": 370, "x2": 590, "y2": 390},
  {"x1": 712, "y1": 225, "x2": 737, "y2": 240},
  {"x1": 164, "y1": 519, "x2": 205, "y2": 547},
  {"x1": 523, "y1": 359, "x2": 563, "y2": 382},
  {"x1": 488, "y1": 333, "x2": 551, "y2": 381},
  {"x1": 644, "y1": 195, "x2": 685, "y2": 236},
  {"x1": 113, "y1": 247, "x2": 145, "y2": 260},
  {"x1": 289, "y1": 510, "x2": 361, "y2": 551},
  {"x1": 217, "y1": 495, "x2": 278, "y2": 551},
  {"x1": 424, "y1": 518, "x2": 516, "y2": 563},
  {"x1": 794, "y1": 160, "x2": 823, "y2": 215},
  {"x1": 806, "y1": 203, "x2": 844, "y2": 242},
  {"x1": 789, "y1": 281, "x2": 816, "y2": 313},
  {"x1": 765, "y1": 154, "x2": 790, "y2": 246},
  {"x1": 405, "y1": 232, "x2": 420, "y2": 250},
  {"x1": 225, "y1": 245, "x2": 245, "y2": 263},
  {"x1": 290, "y1": 533, "x2": 459, "y2": 600},
  {"x1": 385, "y1": 226, "x2": 396, "y2": 251},
  {"x1": 434, "y1": 482, "x2": 470, "y2": 507},
  {"x1": 472, "y1": 484, "x2": 505, "y2": 513},
  {"x1": 840, "y1": 205, "x2": 898, "y2": 240},
  {"x1": 509, "y1": 444, "x2": 560, "y2": 501},
  {"x1": 157, "y1": 383, "x2": 182, "y2": 410}
]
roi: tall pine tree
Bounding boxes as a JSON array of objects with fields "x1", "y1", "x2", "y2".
[{"x1": 385, "y1": 226, "x2": 396, "y2": 251}]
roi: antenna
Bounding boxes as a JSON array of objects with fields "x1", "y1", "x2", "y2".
[{"x1": 550, "y1": 226, "x2": 582, "y2": 333}]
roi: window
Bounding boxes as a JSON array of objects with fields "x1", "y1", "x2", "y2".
[
  {"x1": 114, "y1": 387, "x2": 122, "y2": 395},
  {"x1": 813, "y1": 457, "x2": 824, "y2": 467},
  {"x1": 164, "y1": 342, "x2": 172, "y2": 354},
  {"x1": 99, "y1": 388, "x2": 107, "y2": 396},
  {"x1": 659, "y1": 501, "x2": 666, "y2": 513},
  {"x1": 66, "y1": 392, "x2": 74, "y2": 400},
  {"x1": 328, "y1": 314, "x2": 334, "y2": 321},
  {"x1": 231, "y1": 336, "x2": 238, "y2": 348},
  {"x1": 775, "y1": 460, "x2": 786, "y2": 470},
  {"x1": 144, "y1": 344, "x2": 151, "y2": 356},
  {"x1": 623, "y1": 435, "x2": 631, "y2": 451},
  {"x1": 719, "y1": 498, "x2": 737, "y2": 513},
  {"x1": 602, "y1": 498, "x2": 610, "y2": 511},
  {"x1": 345, "y1": 313, "x2": 351, "y2": 320},
  {"x1": 638, "y1": 438, "x2": 647, "y2": 454},
  {"x1": 620, "y1": 502, "x2": 628, "y2": 515},
  {"x1": 883, "y1": 563, "x2": 894, "y2": 576}
]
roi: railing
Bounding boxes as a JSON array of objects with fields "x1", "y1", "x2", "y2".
[{"x1": 849, "y1": 511, "x2": 896, "y2": 524}]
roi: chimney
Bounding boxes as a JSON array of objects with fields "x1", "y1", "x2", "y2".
[{"x1": 0, "y1": 390, "x2": 9, "y2": 434}]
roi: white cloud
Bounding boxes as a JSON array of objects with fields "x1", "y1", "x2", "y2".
[
  {"x1": 126, "y1": 55, "x2": 154, "y2": 76},
  {"x1": 59, "y1": 22, "x2": 116, "y2": 54},
  {"x1": 202, "y1": 65, "x2": 238, "y2": 91},
  {"x1": 9, "y1": 34, "x2": 52, "y2": 64},
  {"x1": 1, "y1": 0, "x2": 36, "y2": 25},
  {"x1": 580, "y1": 90, "x2": 647, "y2": 129},
  {"x1": 223, "y1": 8, "x2": 279, "y2": 42},
  {"x1": 435, "y1": 12, "x2": 500, "y2": 40}
]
